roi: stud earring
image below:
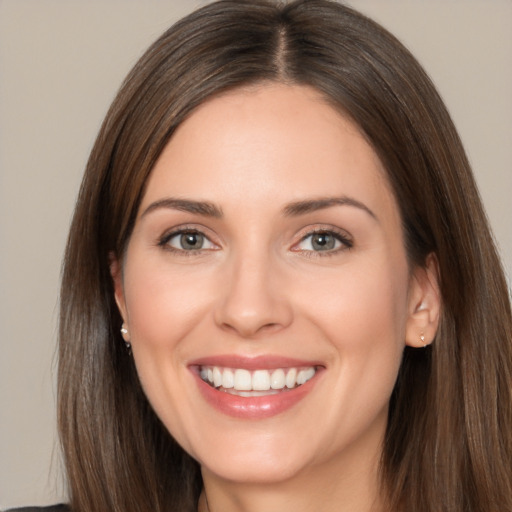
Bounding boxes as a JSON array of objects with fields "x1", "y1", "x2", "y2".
[
  {"x1": 120, "y1": 324, "x2": 131, "y2": 352},
  {"x1": 420, "y1": 333, "x2": 426, "y2": 348}
]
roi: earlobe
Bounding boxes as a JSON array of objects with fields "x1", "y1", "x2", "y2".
[
  {"x1": 405, "y1": 253, "x2": 441, "y2": 348},
  {"x1": 109, "y1": 252, "x2": 128, "y2": 323}
]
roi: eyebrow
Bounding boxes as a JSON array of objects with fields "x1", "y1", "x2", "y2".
[
  {"x1": 140, "y1": 195, "x2": 376, "y2": 221},
  {"x1": 283, "y1": 196, "x2": 377, "y2": 221},
  {"x1": 140, "y1": 198, "x2": 223, "y2": 219}
]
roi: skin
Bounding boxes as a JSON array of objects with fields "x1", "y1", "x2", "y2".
[{"x1": 112, "y1": 83, "x2": 440, "y2": 512}]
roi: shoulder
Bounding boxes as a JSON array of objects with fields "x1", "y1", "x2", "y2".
[{"x1": 6, "y1": 506, "x2": 70, "y2": 512}]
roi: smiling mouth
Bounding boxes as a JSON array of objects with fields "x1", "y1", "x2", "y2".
[{"x1": 199, "y1": 366, "x2": 317, "y2": 396}]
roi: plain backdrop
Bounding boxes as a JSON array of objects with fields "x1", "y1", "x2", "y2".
[{"x1": 1, "y1": 0, "x2": 511, "y2": 508}]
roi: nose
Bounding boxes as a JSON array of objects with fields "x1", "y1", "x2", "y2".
[{"x1": 214, "y1": 252, "x2": 293, "y2": 339}]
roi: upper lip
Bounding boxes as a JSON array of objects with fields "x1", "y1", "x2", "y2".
[{"x1": 188, "y1": 354, "x2": 324, "y2": 371}]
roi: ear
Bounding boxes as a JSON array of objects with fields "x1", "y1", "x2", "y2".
[
  {"x1": 109, "y1": 252, "x2": 128, "y2": 328},
  {"x1": 405, "y1": 253, "x2": 441, "y2": 348}
]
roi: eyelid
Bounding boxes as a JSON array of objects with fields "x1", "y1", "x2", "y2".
[
  {"x1": 290, "y1": 225, "x2": 353, "y2": 254},
  {"x1": 156, "y1": 223, "x2": 352, "y2": 256},
  {"x1": 157, "y1": 225, "x2": 220, "y2": 253}
]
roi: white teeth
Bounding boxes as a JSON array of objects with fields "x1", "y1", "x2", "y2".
[
  {"x1": 222, "y1": 368, "x2": 234, "y2": 389},
  {"x1": 285, "y1": 368, "x2": 297, "y2": 389},
  {"x1": 213, "y1": 367, "x2": 222, "y2": 388},
  {"x1": 234, "y1": 390, "x2": 280, "y2": 397},
  {"x1": 297, "y1": 368, "x2": 314, "y2": 385},
  {"x1": 200, "y1": 365, "x2": 317, "y2": 392},
  {"x1": 270, "y1": 368, "x2": 285, "y2": 389},
  {"x1": 252, "y1": 370, "x2": 271, "y2": 391},
  {"x1": 234, "y1": 369, "x2": 252, "y2": 391},
  {"x1": 304, "y1": 367, "x2": 315, "y2": 381}
]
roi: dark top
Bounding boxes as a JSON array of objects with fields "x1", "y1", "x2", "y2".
[{"x1": 7, "y1": 506, "x2": 70, "y2": 512}]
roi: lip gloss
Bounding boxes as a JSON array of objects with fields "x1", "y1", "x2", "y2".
[{"x1": 189, "y1": 355, "x2": 323, "y2": 419}]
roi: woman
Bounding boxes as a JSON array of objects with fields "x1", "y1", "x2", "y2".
[{"x1": 19, "y1": 0, "x2": 512, "y2": 511}]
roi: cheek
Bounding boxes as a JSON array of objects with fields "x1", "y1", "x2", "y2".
[
  {"x1": 120, "y1": 256, "x2": 220, "y2": 446},
  {"x1": 123, "y1": 257, "x2": 218, "y2": 351},
  {"x1": 301, "y1": 258, "x2": 409, "y2": 343},
  {"x1": 305, "y1": 262, "x2": 409, "y2": 435},
  {"x1": 297, "y1": 257, "x2": 409, "y2": 400}
]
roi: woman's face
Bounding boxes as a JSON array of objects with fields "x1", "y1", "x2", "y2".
[{"x1": 113, "y1": 84, "x2": 434, "y2": 485}]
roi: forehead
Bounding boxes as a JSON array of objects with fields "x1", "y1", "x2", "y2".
[{"x1": 139, "y1": 83, "x2": 394, "y2": 219}]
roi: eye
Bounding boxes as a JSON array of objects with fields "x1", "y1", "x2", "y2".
[
  {"x1": 294, "y1": 230, "x2": 352, "y2": 253},
  {"x1": 161, "y1": 229, "x2": 217, "y2": 252}
]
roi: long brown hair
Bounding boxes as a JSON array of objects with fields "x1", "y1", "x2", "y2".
[{"x1": 58, "y1": 1, "x2": 512, "y2": 511}]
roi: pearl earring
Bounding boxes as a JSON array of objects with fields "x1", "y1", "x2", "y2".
[
  {"x1": 120, "y1": 324, "x2": 131, "y2": 352},
  {"x1": 420, "y1": 333, "x2": 426, "y2": 348}
]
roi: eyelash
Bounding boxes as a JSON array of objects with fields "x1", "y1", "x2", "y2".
[
  {"x1": 292, "y1": 228, "x2": 353, "y2": 258},
  {"x1": 157, "y1": 226, "x2": 353, "y2": 257},
  {"x1": 157, "y1": 227, "x2": 217, "y2": 256}
]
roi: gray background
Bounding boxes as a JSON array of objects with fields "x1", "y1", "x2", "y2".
[{"x1": 1, "y1": 0, "x2": 511, "y2": 508}]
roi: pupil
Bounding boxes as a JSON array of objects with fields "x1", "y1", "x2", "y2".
[
  {"x1": 312, "y1": 233, "x2": 334, "y2": 251},
  {"x1": 181, "y1": 232, "x2": 203, "y2": 250}
]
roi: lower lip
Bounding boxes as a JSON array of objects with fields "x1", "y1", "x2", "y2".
[{"x1": 193, "y1": 370, "x2": 321, "y2": 419}]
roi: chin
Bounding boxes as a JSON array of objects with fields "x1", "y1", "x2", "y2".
[{"x1": 201, "y1": 454, "x2": 310, "y2": 485}]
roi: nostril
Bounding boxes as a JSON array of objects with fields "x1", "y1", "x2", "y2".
[{"x1": 220, "y1": 320, "x2": 282, "y2": 338}]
